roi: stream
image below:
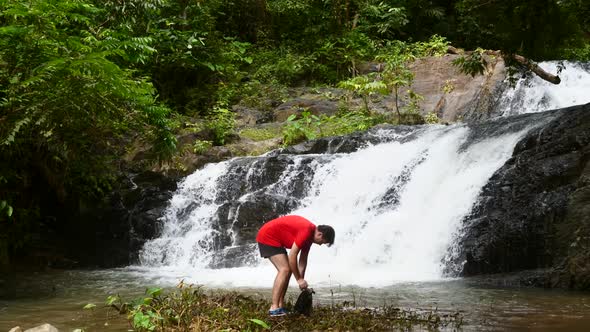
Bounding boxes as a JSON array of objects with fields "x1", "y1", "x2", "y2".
[{"x1": 1, "y1": 269, "x2": 590, "y2": 331}]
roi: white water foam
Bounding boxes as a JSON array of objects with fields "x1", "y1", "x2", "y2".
[
  {"x1": 139, "y1": 162, "x2": 230, "y2": 268},
  {"x1": 137, "y1": 124, "x2": 530, "y2": 288},
  {"x1": 498, "y1": 61, "x2": 590, "y2": 116}
]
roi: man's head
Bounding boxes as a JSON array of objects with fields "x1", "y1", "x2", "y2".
[{"x1": 314, "y1": 225, "x2": 335, "y2": 247}]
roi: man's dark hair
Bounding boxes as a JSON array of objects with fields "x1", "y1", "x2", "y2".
[{"x1": 317, "y1": 225, "x2": 335, "y2": 247}]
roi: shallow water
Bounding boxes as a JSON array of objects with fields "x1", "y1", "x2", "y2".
[{"x1": 1, "y1": 269, "x2": 589, "y2": 331}]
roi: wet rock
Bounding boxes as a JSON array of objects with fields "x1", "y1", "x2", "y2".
[
  {"x1": 276, "y1": 124, "x2": 422, "y2": 156},
  {"x1": 64, "y1": 171, "x2": 178, "y2": 267},
  {"x1": 234, "y1": 105, "x2": 275, "y2": 126},
  {"x1": 208, "y1": 244, "x2": 260, "y2": 268},
  {"x1": 451, "y1": 103, "x2": 590, "y2": 290},
  {"x1": 23, "y1": 324, "x2": 58, "y2": 332},
  {"x1": 273, "y1": 89, "x2": 345, "y2": 122}
]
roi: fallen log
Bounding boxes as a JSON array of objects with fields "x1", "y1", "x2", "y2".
[
  {"x1": 446, "y1": 46, "x2": 561, "y2": 85},
  {"x1": 510, "y1": 53, "x2": 561, "y2": 84}
]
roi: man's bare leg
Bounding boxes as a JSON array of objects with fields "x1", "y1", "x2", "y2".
[{"x1": 269, "y1": 254, "x2": 291, "y2": 310}]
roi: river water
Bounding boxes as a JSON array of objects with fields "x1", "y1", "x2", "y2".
[
  {"x1": 1, "y1": 269, "x2": 589, "y2": 331},
  {"x1": 2, "y1": 62, "x2": 590, "y2": 331}
]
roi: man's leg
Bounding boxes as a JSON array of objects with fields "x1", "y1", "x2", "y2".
[{"x1": 269, "y1": 253, "x2": 291, "y2": 310}]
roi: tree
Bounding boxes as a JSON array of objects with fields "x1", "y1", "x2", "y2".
[
  {"x1": 377, "y1": 53, "x2": 415, "y2": 122},
  {"x1": 0, "y1": 0, "x2": 175, "y2": 263},
  {"x1": 338, "y1": 73, "x2": 388, "y2": 111},
  {"x1": 454, "y1": 0, "x2": 581, "y2": 59}
]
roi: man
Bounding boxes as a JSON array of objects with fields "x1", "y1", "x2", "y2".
[{"x1": 256, "y1": 215, "x2": 335, "y2": 317}]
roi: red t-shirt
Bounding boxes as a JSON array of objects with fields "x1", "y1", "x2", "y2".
[{"x1": 256, "y1": 215, "x2": 316, "y2": 252}]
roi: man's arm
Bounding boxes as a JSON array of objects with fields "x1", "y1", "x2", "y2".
[
  {"x1": 289, "y1": 242, "x2": 308, "y2": 289},
  {"x1": 298, "y1": 248, "x2": 309, "y2": 279}
]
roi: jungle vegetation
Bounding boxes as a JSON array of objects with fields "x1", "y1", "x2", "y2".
[{"x1": 1, "y1": 0, "x2": 589, "y2": 265}]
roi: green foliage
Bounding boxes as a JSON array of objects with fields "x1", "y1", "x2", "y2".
[
  {"x1": 560, "y1": 43, "x2": 590, "y2": 62},
  {"x1": 108, "y1": 283, "x2": 463, "y2": 331},
  {"x1": 454, "y1": 0, "x2": 580, "y2": 59},
  {"x1": 238, "y1": 80, "x2": 289, "y2": 110},
  {"x1": 0, "y1": 0, "x2": 174, "y2": 188},
  {"x1": 322, "y1": 110, "x2": 388, "y2": 135},
  {"x1": 355, "y1": 1, "x2": 409, "y2": 39},
  {"x1": 108, "y1": 283, "x2": 275, "y2": 331},
  {"x1": 248, "y1": 318, "x2": 270, "y2": 329},
  {"x1": 376, "y1": 52, "x2": 416, "y2": 122},
  {"x1": 404, "y1": 90, "x2": 424, "y2": 114},
  {"x1": 0, "y1": 0, "x2": 175, "y2": 265},
  {"x1": 442, "y1": 80, "x2": 455, "y2": 94},
  {"x1": 193, "y1": 140, "x2": 213, "y2": 155},
  {"x1": 206, "y1": 106, "x2": 235, "y2": 146},
  {"x1": 338, "y1": 74, "x2": 388, "y2": 111},
  {"x1": 337, "y1": 39, "x2": 431, "y2": 124},
  {"x1": 314, "y1": 30, "x2": 379, "y2": 80},
  {"x1": 83, "y1": 303, "x2": 97, "y2": 310},
  {"x1": 282, "y1": 110, "x2": 322, "y2": 146},
  {"x1": 0, "y1": 200, "x2": 13, "y2": 218},
  {"x1": 452, "y1": 48, "x2": 487, "y2": 77},
  {"x1": 377, "y1": 35, "x2": 448, "y2": 60},
  {"x1": 119, "y1": 288, "x2": 165, "y2": 331},
  {"x1": 282, "y1": 109, "x2": 389, "y2": 147},
  {"x1": 251, "y1": 47, "x2": 314, "y2": 85},
  {"x1": 410, "y1": 35, "x2": 450, "y2": 57},
  {"x1": 424, "y1": 112, "x2": 440, "y2": 124},
  {"x1": 239, "y1": 127, "x2": 281, "y2": 142},
  {"x1": 104, "y1": 0, "x2": 226, "y2": 113}
]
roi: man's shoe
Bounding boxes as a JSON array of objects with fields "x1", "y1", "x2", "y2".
[{"x1": 269, "y1": 308, "x2": 287, "y2": 317}]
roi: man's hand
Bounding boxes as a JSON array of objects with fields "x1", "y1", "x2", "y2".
[{"x1": 297, "y1": 278, "x2": 308, "y2": 290}]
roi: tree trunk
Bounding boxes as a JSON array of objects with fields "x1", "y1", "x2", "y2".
[
  {"x1": 446, "y1": 46, "x2": 561, "y2": 85},
  {"x1": 510, "y1": 54, "x2": 561, "y2": 84}
]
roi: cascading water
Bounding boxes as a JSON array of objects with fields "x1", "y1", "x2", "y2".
[
  {"x1": 137, "y1": 61, "x2": 590, "y2": 289},
  {"x1": 497, "y1": 61, "x2": 590, "y2": 116},
  {"x1": 137, "y1": 121, "x2": 538, "y2": 288}
]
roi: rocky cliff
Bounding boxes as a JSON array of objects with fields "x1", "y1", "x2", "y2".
[{"x1": 453, "y1": 103, "x2": 590, "y2": 290}]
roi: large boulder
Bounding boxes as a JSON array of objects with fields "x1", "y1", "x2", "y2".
[
  {"x1": 408, "y1": 54, "x2": 507, "y2": 122},
  {"x1": 272, "y1": 88, "x2": 348, "y2": 122},
  {"x1": 266, "y1": 55, "x2": 507, "y2": 124},
  {"x1": 451, "y1": 103, "x2": 590, "y2": 290}
]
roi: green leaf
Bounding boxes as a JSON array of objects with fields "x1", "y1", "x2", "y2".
[
  {"x1": 146, "y1": 287, "x2": 162, "y2": 297},
  {"x1": 7, "y1": 206, "x2": 13, "y2": 217},
  {"x1": 83, "y1": 303, "x2": 96, "y2": 310},
  {"x1": 203, "y1": 62, "x2": 216, "y2": 71},
  {"x1": 105, "y1": 295, "x2": 120, "y2": 305},
  {"x1": 248, "y1": 318, "x2": 270, "y2": 329}
]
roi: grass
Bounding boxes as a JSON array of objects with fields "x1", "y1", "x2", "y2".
[
  {"x1": 239, "y1": 126, "x2": 283, "y2": 142},
  {"x1": 106, "y1": 282, "x2": 464, "y2": 331}
]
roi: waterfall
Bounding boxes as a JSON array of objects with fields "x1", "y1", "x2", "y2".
[
  {"x1": 497, "y1": 61, "x2": 590, "y2": 116},
  {"x1": 136, "y1": 60, "x2": 590, "y2": 288},
  {"x1": 137, "y1": 121, "x2": 537, "y2": 287}
]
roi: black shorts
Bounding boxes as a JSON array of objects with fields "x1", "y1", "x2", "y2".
[{"x1": 258, "y1": 242, "x2": 287, "y2": 258}]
